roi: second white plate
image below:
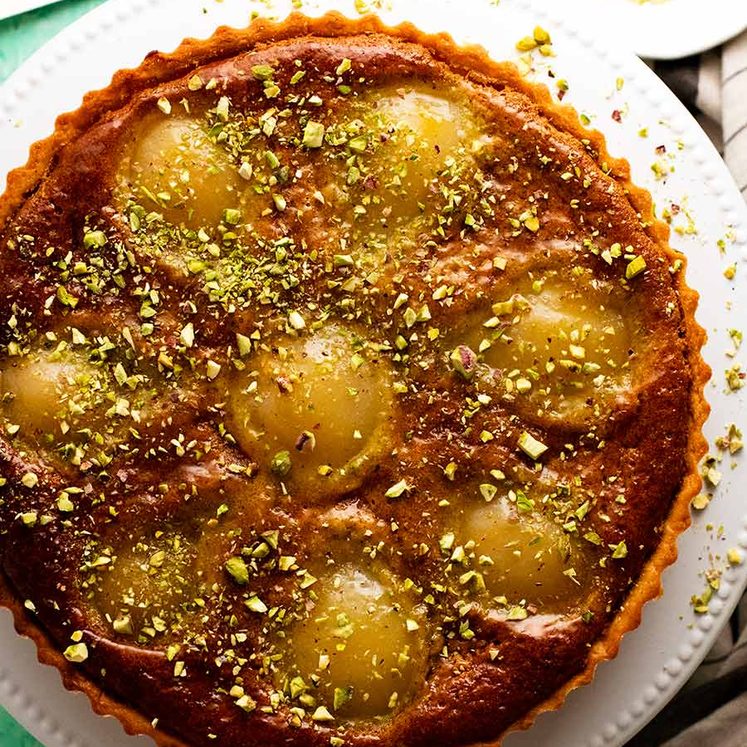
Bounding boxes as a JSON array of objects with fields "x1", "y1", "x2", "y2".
[{"x1": 564, "y1": 0, "x2": 747, "y2": 60}]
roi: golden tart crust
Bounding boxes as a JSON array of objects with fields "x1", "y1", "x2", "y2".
[{"x1": 0, "y1": 12, "x2": 709, "y2": 747}]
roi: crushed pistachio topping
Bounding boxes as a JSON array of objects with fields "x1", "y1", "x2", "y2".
[
  {"x1": 516, "y1": 26, "x2": 553, "y2": 56},
  {"x1": 225, "y1": 556, "x2": 250, "y2": 585},
  {"x1": 518, "y1": 431, "x2": 548, "y2": 460},
  {"x1": 63, "y1": 641, "x2": 89, "y2": 663}
]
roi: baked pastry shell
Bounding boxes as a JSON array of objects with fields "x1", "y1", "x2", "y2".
[{"x1": 0, "y1": 11, "x2": 710, "y2": 746}]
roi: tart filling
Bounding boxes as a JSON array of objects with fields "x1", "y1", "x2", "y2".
[{"x1": 0, "y1": 14, "x2": 707, "y2": 747}]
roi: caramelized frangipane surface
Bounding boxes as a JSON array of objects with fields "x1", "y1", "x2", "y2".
[
  {"x1": 227, "y1": 323, "x2": 394, "y2": 493},
  {"x1": 286, "y1": 565, "x2": 427, "y2": 718}
]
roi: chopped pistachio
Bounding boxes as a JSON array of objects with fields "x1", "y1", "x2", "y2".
[
  {"x1": 206, "y1": 360, "x2": 222, "y2": 380},
  {"x1": 348, "y1": 136, "x2": 367, "y2": 154},
  {"x1": 715, "y1": 423, "x2": 743, "y2": 454},
  {"x1": 289, "y1": 676, "x2": 307, "y2": 698},
  {"x1": 311, "y1": 706, "x2": 335, "y2": 723},
  {"x1": 625, "y1": 255, "x2": 647, "y2": 279},
  {"x1": 515, "y1": 377, "x2": 532, "y2": 393},
  {"x1": 610, "y1": 541, "x2": 628, "y2": 559},
  {"x1": 302, "y1": 121, "x2": 325, "y2": 149},
  {"x1": 385, "y1": 479, "x2": 410, "y2": 499},
  {"x1": 63, "y1": 642, "x2": 88, "y2": 663},
  {"x1": 515, "y1": 491, "x2": 534, "y2": 512},
  {"x1": 245, "y1": 596, "x2": 268, "y2": 614},
  {"x1": 726, "y1": 364, "x2": 744, "y2": 391},
  {"x1": 236, "y1": 332, "x2": 253, "y2": 357},
  {"x1": 506, "y1": 605, "x2": 528, "y2": 621},
  {"x1": 517, "y1": 431, "x2": 548, "y2": 460},
  {"x1": 584, "y1": 531, "x2": 602, "y2": 546},
  {"x1": 439, "y1": 533, "x2": 455, "y2": 552},
  {"x1": 251, "y1": 64, "x2": 275, "y2": 81},
  {"x1": 187, "y1": 74, "x2": 203, "y2": 91},
  {"x1": 225, "y1": 556, "x2": 249, "y2": 585},
  {"x1": 692, "y1": 584, "x2": 713, "y2": 614},
  {"x1": 533, "y1": 25, "x2": 551, "y2": 44},
  {"x1": 113, "y1": 616, "x2": 133, "y2": 635},
  {"x1": 450, "y1": 345, "x2": 477, "y2": 380},
  {"x1": 180, "y1": 322, "x2": 195, "y2": 348},
  {"x1": 691, "y1": 493, "x2": 711, "y2": 511},
  {"x1": 215, "y1": 96, "x2": 230, "y2": 121},
  {"x1": 727, "y1": 548, "x2": 743, "y2": 566},
  {"x1": 57, "y1": 493, "x2": 74, "y2": 512},
  {"x1": 223, "y1": 208, "x2": 241, "y2": 226},
  {"x1": 288, "y1": 310, "x2": 306, "y2": 330},
  {"x1": 516, "y1": 36, "x2": 537, "y2": 52},
  {"x1": 333, "y1": 686, "x2": 352, "y2": 711},
  {"x1": 333, "y1": 254, "x2": 355, "y2": 267},
  {"x1": 271, "y1": 450, "x2": 292, "y2": 477},
  {"x1": 19, "y1": 511, "x2": 37, "y2": 526},
  {"x1": 236, "y1": 694, "x2": 257, "y2": 713},
  {"x1": 83, "y1": 230, "x2": 107, "y2": 249},
  {"x1": 56, "y1": 286, "x2": 79, "y2": 307}
]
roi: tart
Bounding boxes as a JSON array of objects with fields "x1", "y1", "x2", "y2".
[{"x1": 0, "y1": 12, "x2": 709, "y2": 747}]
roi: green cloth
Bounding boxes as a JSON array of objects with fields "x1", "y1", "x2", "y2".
[
  {"x1": 0, "y1": 0, "x2": 107, "y2": 83},
  {"x1": 0, "y1": 1, "x2": 107, "y2": 741},
  {"x1": 0, "y1": 714, "x2": 43, "y2": 747}
]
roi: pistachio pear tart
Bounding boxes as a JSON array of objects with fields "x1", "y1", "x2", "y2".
[{"x1": 0, "y1": 13, "x2": 709, "y2": 747}]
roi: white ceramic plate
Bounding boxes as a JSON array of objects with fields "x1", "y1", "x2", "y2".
[
  {"x1": 562, "y1": 0, "x2": 747, "y2": 60},
  {"x1": 1, "y1": 1, "x2": 746, "y2": 746}
]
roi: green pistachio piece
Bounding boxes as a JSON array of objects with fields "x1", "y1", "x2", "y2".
[
  {"x1": 270, "y1": 450, "x2": 292, "y2": 477},
  {"x1": 450, "y1": 345, "x2": 477, "y2": 379},
  {"x1": 225, "y1": 556, "x2": 250, "y2": 585},
  {"x1": 302, "y1": 121, "x2": 326, "y2": 149},
  {"x1": 517, "y1": 431, "x2": 548, "y2": 460}
]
